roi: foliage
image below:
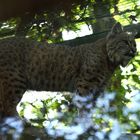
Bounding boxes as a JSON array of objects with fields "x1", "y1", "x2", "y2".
[
  {"x1": 0, "y1": 0, "x2": 140, "y2": 140},
  {"x1": 0, "y1": 0, "x2": 139, "y2": 42}
]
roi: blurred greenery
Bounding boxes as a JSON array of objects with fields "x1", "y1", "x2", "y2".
[{"x1": 0, "y1": 0, "x2": 140, "y2": 139}]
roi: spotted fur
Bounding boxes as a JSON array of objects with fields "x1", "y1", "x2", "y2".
[{"x1": 0, "y1": 22, "x2": 136, "y2": 119}]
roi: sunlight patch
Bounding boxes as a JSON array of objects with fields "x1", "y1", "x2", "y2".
[{"x1": 62, "y1": 24, "x2": 92, "y2": 40}]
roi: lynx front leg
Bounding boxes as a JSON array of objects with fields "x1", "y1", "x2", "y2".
[
  {"x1": 75, "y1": 79, "x2": 103, "y2": 109},
  {"x1": 76, "y1": 69, "x2": 105, "y2": 103}
]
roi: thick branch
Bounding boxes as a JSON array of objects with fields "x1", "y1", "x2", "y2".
[
  {"x1": 0, "y1": 0, "x2": 80, "y2": 21},
  {"x1": 0, "y1": 23, "x2": 139, "y2": 45},
  {"x1": 58, "y1": 23, "x2": 140, "y2": 46}
]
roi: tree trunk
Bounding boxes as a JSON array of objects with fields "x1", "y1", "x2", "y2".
[{"x1": 90, "y1": 0, "x2": 116, "y2": 33}]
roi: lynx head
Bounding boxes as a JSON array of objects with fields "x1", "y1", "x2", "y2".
[{"x1": 106, "y1": 22, "x2": 137, "y2": 67}]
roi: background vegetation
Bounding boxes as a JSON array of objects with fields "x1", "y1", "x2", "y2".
[{"x1": 0, "y1": 0, "x2": 140, "y2": 139}]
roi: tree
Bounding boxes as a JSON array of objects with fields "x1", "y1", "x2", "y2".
[
  {"x1": 0, "y1": 0, "x2": 140, "y2": 41},
  {"x1": 0, "y1": 0, "x2": 140, "y2": 139}
]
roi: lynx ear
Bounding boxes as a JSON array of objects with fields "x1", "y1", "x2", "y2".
[
  {"x1": 111, "y1": 22, "x2": 123, "y2": 34},
  {"x1": 107, "y1": 22, "x2": 123, "y2": 39},
  {"x1": 130, "y1": 30, "x2": 137, "y2": 38}
]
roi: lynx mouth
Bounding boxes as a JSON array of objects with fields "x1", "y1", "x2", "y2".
[
  {"x1": 121, "y1": 54, "x2": 134, "y2": 67},
  {"x1": 124, "y1": 52, "x2": 136, "y2": 58},
  {"x1": 121, "y1": 60, "x2": 130, "y2": 67}
]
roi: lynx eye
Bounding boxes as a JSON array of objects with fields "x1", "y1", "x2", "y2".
[
  {"x1": 123, "y1": 40, "x2": 129, "y2": 45},
  {"x1": 128, "y1": 50, "x2": 135, "y2": 57},
  {"x1": 124, "y1": 50, "x2": 135, "y2": 57}
]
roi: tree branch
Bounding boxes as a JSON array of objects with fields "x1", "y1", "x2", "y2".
[{"x1": 58, "y1": 23, "x2": 140, "y2": 46}]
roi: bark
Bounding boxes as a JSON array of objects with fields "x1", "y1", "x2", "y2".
[
  {"x1": 90, "y1": 0, "x2": 116, "y2": 33},
  {"x1": 0, "y1": 0, "x2": 79, "y2": 21}
]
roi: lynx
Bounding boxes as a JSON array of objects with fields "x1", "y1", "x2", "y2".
[{"x1": 0, "y1": 22, "x2": 136, "y2": 119}]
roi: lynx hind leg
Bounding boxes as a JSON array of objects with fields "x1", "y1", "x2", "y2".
[{"x1": 0, "y1": 79, "x2": 26, "y2": 119}]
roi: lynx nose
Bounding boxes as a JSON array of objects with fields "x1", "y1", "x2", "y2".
[{"x1": 129, "y1": 50, "x2": 137, "y2": 57}]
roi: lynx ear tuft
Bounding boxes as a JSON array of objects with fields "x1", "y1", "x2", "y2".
[
  {"x1": 107, "y1": 22, "x2": 123, "y2": 39},
  {"x1": 111, "y1": 22, "x2": 123, "y2": 34}
]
